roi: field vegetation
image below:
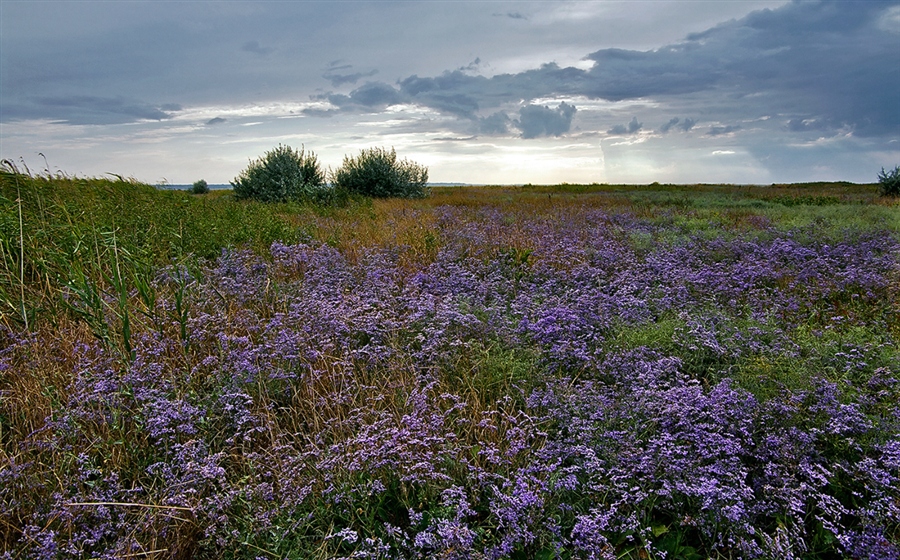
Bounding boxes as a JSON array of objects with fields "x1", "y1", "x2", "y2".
[{"x1": 1, "y1": 164, "x2": 899, "y2": 559}]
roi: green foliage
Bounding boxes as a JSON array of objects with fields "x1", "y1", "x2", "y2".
[
  {"x1": 232, "y1": 144, "x2": 327, "y2": 203},
  {"x1": 331, "y1": 147, "x2": 429, "y2": 199},
  {"x1": 191, "y1": 179, "x2": 209, "y2": 194},
  {"x1": 877, "y1": 165, "x2": 900, "y2": 197},
  {"x1": 0, "y1": 170, "x2": 307, "y2": 327},
  {"x1": 770, "y1": 194, "x2": 841, "y2": 206}
]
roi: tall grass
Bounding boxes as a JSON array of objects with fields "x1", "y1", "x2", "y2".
[{"x1": 0, "y1": 165, "x2": 371, "y2": 329}]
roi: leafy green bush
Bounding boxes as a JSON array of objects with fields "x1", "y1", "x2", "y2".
[
  {"x1": 877, "y1": 165, "x2": 900, "y2": 197},
  {"x1": 331, "y1": 147, "x2": 428, "y2": 198},
  {"x1": 191, "y1": 179, "x2": 209, "y2": 194},
  {"x1": 232, "y1": 144, "x2": 327, "y2": 203}
]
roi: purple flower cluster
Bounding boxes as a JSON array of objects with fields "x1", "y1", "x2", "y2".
[{"x1": 2, "y1": 206, "x2": 898, "y2": 558}]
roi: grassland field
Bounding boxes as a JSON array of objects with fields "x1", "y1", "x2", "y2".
[{"x1": 1, "y1": 170, "x2": 898, "y2": 559}]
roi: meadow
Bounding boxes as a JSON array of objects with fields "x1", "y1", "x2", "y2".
[{"x1": 1, "y1": 168, "x2": 898, "y2": 559}]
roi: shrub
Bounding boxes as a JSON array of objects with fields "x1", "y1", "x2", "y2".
[
  {"x1": 232, "y1": 144, "x2": 327, "y2": 203},
  {"x1": 877, "y1": 165, "x2": 900, "y2": 197},
  {"x1": 331, "y1": 147, "x2": 428, "y2": 199},
  {"x1": 191, "y1": 179, "x2": 209, "y2": 194}
]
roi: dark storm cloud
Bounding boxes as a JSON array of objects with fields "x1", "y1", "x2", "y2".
[
  {"x1": 517, "y1": 102, "x2": 577, "y2": 139},
  {"x1": 314, "y1": 73, "x2": 483, "y2": 118},
  {"x1": 587, "y1": 0, "x2": 900, "y2": 136},
  {"x1": 608, "y1": 117, "x2": 642, "y2": 136},
  {"x1": 478, "y1": 111, "x2": 512, "y2": 135},
  {"x1": 344, "y1": 82, "x2": 403, "y2": 107},
  {"x1": 582, "y1": 47, "x2": 719, "y2": 100},
  {"x1": 398, "y1": 73, "x2": 487, "y2": 118},
  {"x1": 5, "y1": 95, "x2": 175, "y2": 125},
  {"x1": 421, "y1": 94, "x2": 481, "y2": 119},
  {"x1": 386, "y1": 64, "x2": 589, "y2": 121},
  {"x1": 324, "y1": 82, "x2": 405, "y2": 111},
  {"x1": 362, "y1": 0, "x2": 900, "y2": 140}
]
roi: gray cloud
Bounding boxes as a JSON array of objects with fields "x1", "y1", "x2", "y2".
[
  {"x1": 609, "y1": 117, "x2": 642, "y2": 135},
  {"x1": 345, "y1": 82, "x2": 402, "y2": 107},
  {"x1": 398, "y1": 72, "x2": 487, "y2": 118},
  {"x1": 300, "y1": 0, "x2": 897, "y2": 150},
  {"x1": 307, "y1": 86, "x2": 483, "y2": 122},
  {"x1": 241, "y1": 40, "x2": 273, "y2": 55},
  {"x1": 741, "y1": 128, "x2": 894, "y2": 183},
  {"x1": 300, "y1": 108, "x2": 338, "y2": 118},
  {"x1": 517, "y1": 102, "x2": 576, "y2": 139},
  {"x1": 4, "y1": 0, "x2": 896, "y2": 139},
  {"x1": 707, "y1": 125, "x2": 741, "y2": 136},
  {"x1": 660, "y1": 117, "x2": 696, "y2": 133},
  {"x1": 494, "y1": 12, "x2": 528, "y2": 20},
  {"x1": 660, "y1": 117, "x2": 681, "y2": 133},
  {"x1": 478, "y1": 111, "x2": 512, "y2": 135},
  {"x1": 326, "y1": 61, "x2": 353, "y2": 72},
  {"x1": 324, "y1": 81, "x2": 405, "y2": 111},
  {"x1": 323, "y1": 69, "x2": 378, "y2": 88},
  {"x1": 6, "y1": 95, "x2": 175, "y2": 125},
  {"x1": 206, "y1": 117, "x2": 227, "y2": 126},
  {"x1": 583, "y1": 47, "x2": 719, "y2": 101},
  {"x1": 424, "y1": 94, "x2": 481, "y2": 119},
  {"x1": 458, "y1": 58, "x2": 483, "y2": 73},
  {"x1": 375, "y1": 1, "x2": 900, "y2": 140}
]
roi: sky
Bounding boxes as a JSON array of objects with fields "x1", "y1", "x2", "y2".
[{"x1": 1, "y1": 0, "x2": 899, "y2": 185}]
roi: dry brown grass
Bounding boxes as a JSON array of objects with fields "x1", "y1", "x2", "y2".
[{"x1": 1, "y1": 318, "x2": 95, "y2": 446}]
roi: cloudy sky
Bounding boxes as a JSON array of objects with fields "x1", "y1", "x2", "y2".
[{"x1": 1, "y1": 0, "x2": 898, "y2": 185}]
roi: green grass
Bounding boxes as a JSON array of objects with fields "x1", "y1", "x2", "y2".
[
  {"x1": 0, "y1": 171, "x2": 376, "y2": 327},
  {"x1": 4, "y1": 171, "x2": 894, "y2": 331}
]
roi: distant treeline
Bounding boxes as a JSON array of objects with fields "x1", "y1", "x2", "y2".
[{"x1": 155, "y1": 183, "x2": 231, "y2": 190}]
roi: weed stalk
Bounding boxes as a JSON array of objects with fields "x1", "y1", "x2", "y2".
[{"x1": 15, "y1": 173, "x2": 28, "y2": 330}]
